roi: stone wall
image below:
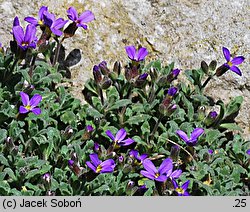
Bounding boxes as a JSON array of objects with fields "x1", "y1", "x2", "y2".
[{"x1": 0, "y1": 0, "x2": 249, "y2": 138}]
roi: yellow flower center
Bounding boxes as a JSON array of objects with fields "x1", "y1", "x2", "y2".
[
  {"x1": 25, "y1": 105, "x2": 32, "y2": 110},
  {"x1": 21, "y1": 42, "x2": 29, "y2": 47},
  {"x1": 176, "y1": 187, "x2": 185, "y2": 194},
  {"x1": 227, "y1": 61, "x2": 233, "y2": 67},
  {"x1": 38, "y1": 20, "x2": 44, "y2": 26},
  {"x1": 154, "y1": 172, "x2": 160, "y2": 178},
  {"x1": 96, "y1": 165, "x2": 102, "y2": 173}
]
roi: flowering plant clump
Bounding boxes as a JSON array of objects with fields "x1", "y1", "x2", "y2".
[{"x1": 0, "y1": 5, "x2": 249, "y2": 197}]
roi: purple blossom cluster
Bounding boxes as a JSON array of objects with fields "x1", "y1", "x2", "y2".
[{"x1": 12, "y1": 6, "x2": 95, "y2": 52}]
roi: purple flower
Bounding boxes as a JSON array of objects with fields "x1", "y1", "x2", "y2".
[
  {"x1": 172, "y1": 180, "x2": 190, "y2": 196},
  {"x1": 42, "y1": 173, "x2": 51, "y2": 183},
  {"x1": 138, "y1": 73, "x2": 148, "y2": 80},
  {"x1": 129, "y1": 150, "x2": 148, "y2": 163},
  {"x1": 24, "y1": 6, "x2": 48, "y2": 27},
  {"x1": 43, "y1": 11, "x2": 68, "y2": 36},
  {"x1": 172, "y1": 69, "x2": 181, "y2": 77},
  {"x1": 67, "y1": 7, "x2": 95, "y2": 29},
  {"x1": 94, "y1": 142, "x2": 100, "y2": 152},
  {"x1": 86, "y1": 125, "x2": 94, "y2": 132},
  {"x1": 246, "y1": 149, "x2": 250, "y2": 156},
  {"x1": 209, "y1": 111, "x2": 218, "y2": 119},
  {"x1": 176, "y1": 128, "x2": 204, "y2": 146},
  {"x1": 222, "y1": 47, "x2": 245, "y2": 76},
  {"x1": 167, "y1": 87, "x2": 178, "y2": 96},
  {"x1": 106, "y1": 128, "x2": 135, "y2": 146},
  {"x1": 125, "y1": 45, "x2": 148, "y2": 61},
  {"x1": 140, "y1": 158, "x2": 176, "y2": 182},
  {"x1": 19, "y1": 92, "x2": 42, "y2": 115},
  {"x1": 208, "y1": 149, "x2": 214, "y2": 155},
  {"x1": 86, "y1": 153, "x2": 115, "y2": 174},
  {"x1": 12, "y1": 24, "x2": 37, "y2": 50}
]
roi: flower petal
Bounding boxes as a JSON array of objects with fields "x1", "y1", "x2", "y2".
[
  {"x1": 13, "y1": 16, "x2": 20, "y2": 27},
  {"x1": 118, "y1": 138, "x2": 134, "y2": 146},
  {"x1": 170, "y1": 169, "x2": 182, "y2": 179},
  {"x1": 24, "y1": 17, "x2": 38, "y2": 25},
  {"x1": 100, "y1": 166, "x2": 114, "y2": 173},
  {"x1": 176, "y1": 130, "x2": 189, "y2": 142},
  {"x1": 140, "y1": 170, "x2": 155, "y2": 180},
  {"x1": 79, "y1": 10, "x2": 95, "y2": 23},
  {"x1": 13, "y1": 26, "x2": 24, "y2": 44},
  {"x1": 100, "y1": 159, "x2": 115, "y2": 169},
  {"x1": 137, "y1": 47, "x2": 148, "y2": 61},
  {"x1": 106, "y1": 130, "x2": 115, "y2": 141},
  {"x1": 181, "y1": 180, "x2": 190, "y2": 190},
  {"x1": 31, "y1": 107, "x2": 41, "y2": 115},
  {"x1": 172, "y1": 180, "x2": 178, "y2": 189},
  {"x1": 19, "y1": 106, "x2": 29, "y2": 114},
  {"x1": 89, "y1": 153, "x2": 101, "y2": 167},
  {"x1": 230, "y1": 66, "x2": 242, "y2": 76},
  {"x1": 115, "y1": 128, "x2": 127, "y2": 142},
  {"x1": 222, "y1": 47, "x2": 231, "y2": 62},
  {"x1": 140, "y1": 154, "x2": 148, "y2": 161},
  {"x1": 38, "y1": 6, "x2": 48, "y2": 20},
  {"x1": 125, "y1": 46, "x2": 136, "y2": 60},
  {"x1": 158, "y1": 158, "x2": 173, "y2": 175},
  {"x1": 231, "y1": 56, "x2": 245, "y2": 65},
  {"x1": 86, "y1": 161, "x2": 97, "y2": 172},
  {"x1": 67, "y1": 6, "x2": 78, "y2": 21},
  {"x1": 24, "y1": 24, "x2": 37, "y2": 44},
  {"x1": 29, "y1": 94, "x2": 42, "y2": 107},
  {"x1": 190, "y1": 128, "x2": 204, "y2": 140},
  {"x1": 142, "y1": 159, "x2": 157, "y2": 174},
  {"x1": 20, "y1": 91, "x2": 29, "y2": 106},
  {"x1": 129, "y1": 150, "x2": 138, "y2": 158}
]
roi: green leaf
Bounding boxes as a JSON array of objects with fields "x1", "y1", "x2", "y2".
[
  {"x1": 107, "y1": 99, "x2": 131, "y2": 111},
  {"x1": 3, "y1": 168, "x2": 17, "y2": 181},
  {"x1": 0, "y1": 154, "x2": 9, "y2": 166},
  {"x1": 225, "y1": 96, "x2": 243, "y2": 117},
  {"x1": 219, "y1": 123, "x2": 243, "y2": 132},
  {"x1": 125, "y1": 114, "x2": 151, "y2": 125},
  {"x1": 60, "y1": 111, "x2": 76, "y2": 124},
  {"x1": 86, "y1": 107, "x2": 103, "y2": 118}
]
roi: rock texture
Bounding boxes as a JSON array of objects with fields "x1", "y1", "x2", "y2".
[{"x1": 0, "y1": 0, "x2": 249, "y2": 138}]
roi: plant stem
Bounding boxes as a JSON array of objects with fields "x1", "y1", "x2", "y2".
[
  {"x1": 149, "y1": 114, "x2": 163, "y2": 143},
  {"x1": 201, "y1": 75, "x2": 213, "y2": 89},
  {"x1": 28, "y1": 53, "x2": 37, "y2": 78},
  {"x1": 166, "y1": 138, "x2": 195, "y2": 161},
  {"x1": 52, "y1": 37, "x2": 65, "y2": 67}
]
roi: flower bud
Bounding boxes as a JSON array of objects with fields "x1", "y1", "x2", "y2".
[
  {"x1": 93, "y1": 65, "x2": 102, "y2": 83},
  {"x1": 201, "y1": 61, "x2": 209, "y2": 74},
  {"x1": 61, "y1": 125, "x2": 73, "y2": 140},
  {"x1": 113, "y1": 61, "x2": 121, "y2": 75},
  {"x1": 5, "y1": 137, "x2": 15, "y2": 150},
  {"x1": 204, "y1": 111, "x2": 218, "y2": 126},
  {"x1": 209, "y1": 60, "x2": 217, "y2": 71},
  {"x1": 99, "y1": 61, "x2": 110, "y2": 75},
  {"x1": 135, "y1": 73, "x2": 148, "y2": 87},
  {"x1": 157, "y1": 76, "x2": 168, "y2": 87},
  {"x1": 216, "y1": 64, "x2": 230, "y2": 77},
  {"x1": 167, "y1": 87, "x2": 178, "y2": 97},
  {"x1": 101, "y1": 76, "x2": 112, "y2": 89},
  {"x1": 149, "y1": 67, "x2": 158, "y2": 82},
  {"x1": 64, "y1": 22, "x2": 78, "y2": 38},
  {"x1": 167, "y1": 68, "x2": 180, "y2": 82}
]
